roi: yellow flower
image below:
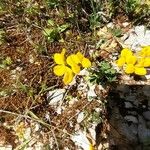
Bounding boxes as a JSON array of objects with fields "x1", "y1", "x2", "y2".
[
  {"x1": 66, "y1": 55, "x2": 81, "y2": 74},
  {"x1": 126, "y1": 55, "x2": 137, "y2": 65},
  {"x1": 53, "y1": 48, "x2": 74, "y2": 85},
  {"x1": 53, "y1": 49, "x2": 91, "y2": 84},
  {"x1": 134, "y1": 67, "x2": 147, "y2": 75},
  {"x1": 121, "y1": 48, "x2": 133, "y2": 58},
  {"x1": 116, "y1": 57, "x2": 125, "y2": 67},
  {"x1": 66, "y1": 52, "x2": 91, "y2": 72},
  {"x1": 125, "y1": 64, "x2": 135, "y2": 74}
]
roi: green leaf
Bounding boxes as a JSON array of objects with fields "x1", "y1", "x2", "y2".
[
  {"x1": 43, "y1": 28, "x2": 60, "y2": 42},
  {"x1": 58, "y1": 23, "x2": 70, "y2": 33},
  {"x1": 43, "y1": 28, "x2": 53, "y2": 36},
  {"x1": 47, "y1": 19, "x2": 55, "y2": 26}
]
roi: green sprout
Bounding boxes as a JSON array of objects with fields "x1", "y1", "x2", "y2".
[
  {"x1": 89, "y1": 61, "x2": 117, "y2": 85},
  {"x1": 43, "y1": 19, "x2": 70, "y2": 42}
]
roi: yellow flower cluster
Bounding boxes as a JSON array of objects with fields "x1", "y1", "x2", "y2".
[
  {"x1": 53, "y1": 48, "x2": 91, "y2": 85},
  {"x1": 116, "y1": 46, "x2": 150, "y2": 75}
]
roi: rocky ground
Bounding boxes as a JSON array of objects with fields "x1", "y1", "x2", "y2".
[{"x1": 0, "y1": 1, "x2": 150, "y2": 150}]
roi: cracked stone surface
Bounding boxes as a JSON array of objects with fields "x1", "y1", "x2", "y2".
[{"x1": 108, "y1": 84, "x2": 150, "y2": 150}]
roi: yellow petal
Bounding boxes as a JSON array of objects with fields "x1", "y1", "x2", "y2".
[
  {"x1": 134, "y1": 67, "x2": 147, "y2": 75},
  {"x1": 72, "y1": 54, "x2": 81, "y2": 64},
  {"x1": 116, "y1": 57, "x2": 125, "y2": 67},
  {"x1": 76, "y1": 52, "x2": 84, "y2": 62},
  {"x1": 125, "y1": 64, "x2": 135, "y2": 74},
  {"x1": 66, "y1": 55, "x2": 75, "y2": 66},
  {"x1": 146, "y1": 49, "x2": 150, "y2": 56},
  {"x1": 63, "y1": 67, "x2": 73, "y2": 85},
  {"x1": 126, "y1": 55, "x2": 137, "y2": 65},
  {"x1": 54, "y1": 53, "x2": 65, "y2": 64},
  {"x1": 140, "y1": 46, "x2": 150, "y2": 57},
  {"x1": 135, "y1": 58, "x2": 145, "y2": 67},
  {"x1": 54, "y1": 49, "x2": 66, "y2": 65},
  {"x1": 53, "y1": 65, "x2": 66, "y2": 76},
  {"x1": 121, "y1": 48, "x2": 133, "y2": 58},
  {"x1": 81, "y1": 58, "x2": 91, "y2": 68},
  {"x1": 143, "y1": 58, "x2": 150, "y2": 67},
  {"x1": 139, "y1": 48, "x2": 147, "y2": 57},
  {"x1": 61, "y1": 48, "x2": 66, "y2": 55},
  {"x1": 71, "y1": 64, "x2": 80, "y2": 74}
]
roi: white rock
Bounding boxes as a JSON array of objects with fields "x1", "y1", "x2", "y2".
[
  {"x1": 77, "y1": 112, "x2": 84, "y2": 123},
  {"x1": 71, "y1": 131, "x2": 93, "y2": 150},
  {"x1": 122, "y1": 22, "x2": 129, "y2": 27},
  {"x1": 3, "y1": 145, "x2": 12, "y2": 150},
  {"x1": 47, "y1": 89, "x2": 66, "y2": 106},
  {"x1": 16, "y1": 67, "x2": 22, "y2": 71},
  {"x1": 77, "y1": 79, "x2": 88, "y2": 91},
  {"x1": 25, "y1": 147, "x2": 34, "y2": 150},
  {"x1": 24, "y1": 127, "x2": 31, "y2": 139},
  {"x1": 78, "y1": 69, "x2": 89, "y2": 76},
  {"x1": 124, "y1": 25, "x2": 150, "y2": 51},
  {"x1": 87, "y1": 84, "x2": 97, "y2": 100},
  {"x1": 107, "y1": 22, "x2": 114, "y2": 28},
  {"x1": 68, "y1": 98, "x2": 78, "y2": 106},
  {"x1": 56, "y1": 107, "x2": 62, "y2": 114},
  {"x1": 34, "y1": 142, "x2": 44, "y2": 150},
  {"x1": 34, "y1": 123, "x2": 40, "y2": 132},
  {"x1": 88, "y1": 126, "x2": 96, "y2": 141},
  {"x1": 45, "y1": 112, "x2": 50, "y2": 121},
  {"x1": 145, "y1": 74, "x2": 150, "y2": 80}
]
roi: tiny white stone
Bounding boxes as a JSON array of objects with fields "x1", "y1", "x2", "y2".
[
  {"x1": 145, "y1": 74, "x2": 150, "y2": 80},
  {"x1": 88, "y1": 126, "x2": 96, "y2": 141},
  {"x1": 122, "y1": 22, "x2": 129, "y2": 27},
  {"x1": 47, "y1": 89, "x2": 66, "y2": 106},
  {"x1": 16, "y1": 67, "x2": 22, "y2": 71},
  {"x1": 77, "y1": 112, "x2": 84, "y2": 123},
  {"x1": 107, "y1": 22, "x2": 114, "y2": 28},
  {"x1": 77, "y1": 79, "x2": 88, "y2": 91},
  {"x1": 34, "y1": 123, "x2": 40, "y2": 132},
  {"x1": 78, "y1": 69, "x2": 89, "y2": 76},
  {"x1": 87, "y1": 84, "x2": 97, "y2": 99},
  {"x1": 56, "y1": 107, "x2": 62, "y2": 114},
  {"x1": 29, "y1": 55, "x2": 34, "y2": 63},
  {"x1": 71, "y1": 131, "x2": 92, "y2": 150},
  {"x1": 34, "y1": 142, "x2": 44, "y2": 150},
  {"x1": 24, "y1": 127, "x2": 31, "y2": 139}
]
